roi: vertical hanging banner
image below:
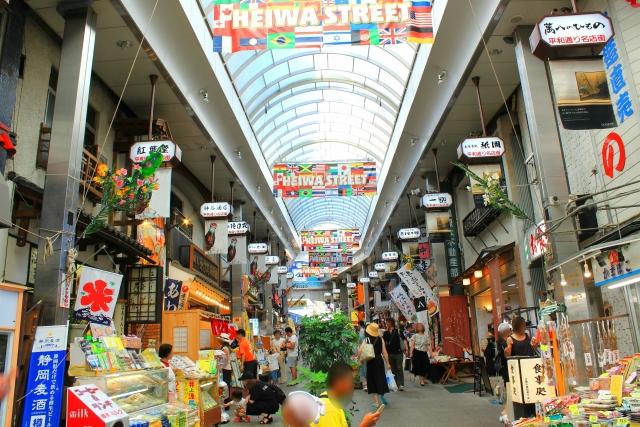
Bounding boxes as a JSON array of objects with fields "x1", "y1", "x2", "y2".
[
  {"x1": 395, "y1": 263, "x2": 439, "y2": 316},
  {"x1": 136, "y1": 168, "x2": 172, "y2": 219},
  {"x1": 273, "y1": 163, "x2": 377, "y2": 198},
  {"x1": 72, "y1": 267, "x2": 123, "y2": 325},
  {"x1": 204, "y1": 219, "x2": 229, "y2": 255},
  {"x1": 164, "y1": 279, "x2": 182, "y2": 311},
  {"x1": 389, "y1": 286, "x2": 415, "y2": 319},
  {"x1": 137, "y1": 223, "x2": 166, "y2": 267},
  {"x1": 210, "y1": 1, "x2": 433, "y2": 53},
  {"x1": 22, "y1": 325, "x2": 68, "y2": 427},
  {"x1": 227, "y1": 235, "x2": 247, "y2": 265}
]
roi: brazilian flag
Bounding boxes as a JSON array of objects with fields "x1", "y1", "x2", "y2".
[
  {"x1": 299, "y1": 188, "x2": 312, "y2": 198},
  {"x1": 268, "y1": 31, "x2": 295, "y2": 49}
]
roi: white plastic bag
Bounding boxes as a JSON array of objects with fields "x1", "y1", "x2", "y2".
[{"x1": 386, "y1": 368, "x2": 398, "y2": 392}]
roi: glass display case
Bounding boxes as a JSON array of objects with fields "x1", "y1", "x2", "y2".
[
  {"x1": 176, "y1": 376, "x2": 220, "y2": 427},
  {"x1": 75, "y1": 368, "x2": 169, "y2": 416}
]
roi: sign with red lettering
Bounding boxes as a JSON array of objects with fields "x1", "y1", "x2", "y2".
[
  {"x1": 273, "y1": 163, "x2": 377, "y2": 198},
  {"x1": 524, "y1": 222, "x2": 548, "y2": 266},
  {"x1": 130, "y1": 140, "x2": 181, "y2": 164},
  {"x1": 602, "y1": 132, "x2": 625, "y2": 178},
  {"x1": 67, "y1": 384, "x2": 128, "y2": 427}
]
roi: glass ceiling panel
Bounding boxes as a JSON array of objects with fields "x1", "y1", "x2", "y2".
[{"x1": 220, "y1": 45, "x2": 419, "y2": 231}]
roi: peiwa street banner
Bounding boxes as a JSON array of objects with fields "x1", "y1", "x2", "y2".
[
  {"x1": 273, "y1": 163, "x2": 377, "y2": 197},
  {"x1": 301, "y1": 229, "x2": 361, "y2": 252},
  {"x1": 209, "y1": 0, "x2": 433, "y2": 52},
  {"x1": 309, "y1": 251, "x2": 353, "y2": 267}
]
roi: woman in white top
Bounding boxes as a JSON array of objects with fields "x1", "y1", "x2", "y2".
[
  {"x1": 410, "y1": 323, "x2": 431, "y2": 386},
  {"x1": 271, "y1": 330, "x2": 288, "y2": 385},
  {"x1": 219, "y1": 333, "x2": 235, "y2": 403},
  {"x1": 159, "y1": 344, "x2": 177, "y2": 402}
]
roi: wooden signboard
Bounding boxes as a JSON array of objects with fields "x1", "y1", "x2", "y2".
[{"x1": 474, "y1": 355, "x2": 493, "y2": 396}]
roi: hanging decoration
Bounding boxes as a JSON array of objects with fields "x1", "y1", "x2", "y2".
[
  {"x1": 204, "y1": 219, "x2": 229, "y2": 255},
  {"x1": 72, "y1": 267, "x2": 123, "y2": 325},
  {"x1": 273, "y1": 163, "x2": 377, "y2": 198},
  {"x1": 86, "y1": 146, "x2": 165, "y2": 235},
  {"x1": 135, "y1": 168, "x2": 172, "y2": 219},
  {"x1": 137, "y1": 222, "x2": 166, "y2": 267},
  {"x1": 209, "y1": 0, "x2": 434, "y2": 53},
  {"x1": 226, "y1": 235, "x2": 247, "y2": 265},
  {"x1": 394, "y1": 245, "x2": 439, "y2": 317},
  {"x1": 300, "y1": 229, "x2": 361, "y2": 252}
]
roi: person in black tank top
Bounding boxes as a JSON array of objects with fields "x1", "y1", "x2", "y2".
[{"x1": 505, "y1": 317, "x2": 537, "y2": 357}]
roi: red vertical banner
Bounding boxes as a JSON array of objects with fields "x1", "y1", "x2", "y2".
[
  {"x1": 488, "y1": 257, "x2": 504, "y2": 333},
  {"x1": 439, "y1": 296, "x2": 471, "y2": 358}
]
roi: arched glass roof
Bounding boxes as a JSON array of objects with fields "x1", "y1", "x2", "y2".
[{"x1": 221, "y1": 45, "x2": 419, "y2": 231}]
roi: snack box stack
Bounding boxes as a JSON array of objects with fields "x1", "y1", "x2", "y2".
[{"x1": 169, "y1": 355, "x2": 212, "y2": 379}]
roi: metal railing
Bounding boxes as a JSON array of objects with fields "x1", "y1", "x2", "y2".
[
  {"x1": 462, "y1": 207, "x2": 502, "y2": 237},
  {"x1": 80, "y1": 148, "x2": 104, "y2": 201}
]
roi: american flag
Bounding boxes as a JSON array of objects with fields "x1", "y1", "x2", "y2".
[
  {"x1": 408, "y1": 1, "x2": 434, "y2": 43},
  {"x1": 379, "y1": 27, "x2": 406, "y2": 45}
]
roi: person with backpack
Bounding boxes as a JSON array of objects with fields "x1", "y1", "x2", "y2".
[{"x1": 239, "y1": 371, "x2": 282, "y2": 424}]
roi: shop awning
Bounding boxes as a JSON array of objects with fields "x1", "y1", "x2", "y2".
[
  {"x1": 453, "y1": 242, "x2": 515, "y2": 284},
  {"x1": 75, "y1": 209, "x2": 155, "y2": 263}
]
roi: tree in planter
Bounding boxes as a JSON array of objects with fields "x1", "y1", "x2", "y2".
[{"x1": 298, "y1": 312, "x2": 359, "y2": 373}]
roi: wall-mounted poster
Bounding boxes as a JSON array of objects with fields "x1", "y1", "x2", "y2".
[
  {"x1": 204, "y1": 219, "x2": 229, "y2": 255},
  {"x1": 273, "y1": 163, "x2": 377, "y2": 198},
  {"x1": 549, "y1": 59, "x2": 617, "y2": 130}
]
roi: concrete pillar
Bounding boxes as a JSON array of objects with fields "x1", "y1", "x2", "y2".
[{"x1": 34, "y1": 4, "x2": 97, "y2": 326}]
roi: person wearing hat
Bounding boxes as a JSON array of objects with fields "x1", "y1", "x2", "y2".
[
  {"x1": 219, "y1": 333, "x2": 234, "y2": 403},
  {"x1": 238, "y1": 371, "x2": 280, "y2": 424},
  {"x1": 357, "y1": 323, "x2": 390, "y2": 409}
]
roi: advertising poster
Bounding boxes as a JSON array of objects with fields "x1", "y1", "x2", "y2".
[
  {"x1": 72, "y1": 267, "x2": 123, "y2": 325},
  {"x1": 273, "y1": 163, "x2": 377, "y2": 198},
  {"x1": 22, "y1": 325, "x2": 68, "y2": 427},
  {"x1": 249, "y1": 254, "x2": 267, "y2": 276},
  {"x1": 136, "y1": 168, "x2": 172, "y2": 219},
  {"x1": 204, "y1": 219, "x2": 229, "y2": 255},
  {"x1": 549, "y1": 59, "x2": 617, "y2": 130},
  {"x1": 226, "y1": 235, "x2": 247, "y2": 265},
  {"x1": 137, "y1": 222, "x2": 166, "y2": 267},
  {"x1": 208, "y1": 1, "x2": 434, "y2": 53}
]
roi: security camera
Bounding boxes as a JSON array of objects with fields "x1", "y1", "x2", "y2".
[{"x1": 438, "y1": 71, "x2": 448, "y2": 85}]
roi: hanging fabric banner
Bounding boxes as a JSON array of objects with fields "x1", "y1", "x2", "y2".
[
  {"x1": 395, "y1": 263, "x2": 439, "y2": 316},
  {"x1": 227, "y1": 235, "x2": 247, "y2": 265},
  {"x1": 412, "y1": 296, "x2": 430, "y2": 337},
  {"x1": 205, "y1": 219, "x2": 229, "y2": 255},
  {"x1": 301, "y1": 229, "x2": 361, "y2": 252},
  {"x1": 209, "y1": 1, "x2": 434, "y2": 53},
  {"x1": 273, "y1": 163, "x2": 377, "y2": 198},
  {"x1": 308, "y1": 252, "x2": 353, "y2": 267},
  {"x1": 137, "y1": 222, "x2": 166, "y2": 267},
  {"x1": 136, "y1": 168, "x2": 172, "y2": 219},
  {"x1": 73, "y1": 267, "x2": 123, "y2": 325},
  {"x1": 164, "y1": 279, "x2": 182, "y2": 311},
  {"x1": 389, "y1": 286, "x2": 415, "y2": 319}
]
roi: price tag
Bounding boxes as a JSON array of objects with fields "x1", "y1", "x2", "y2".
[
  {"x1": 540, "y1": 344, "x2": 549, "y2": 351},
  {"x1": 582, "y1": 399, "x2": 592, "y2": 404},
  {"x1": 569, "y1": 404, "x2": 580, "y2": 415},
  {"x1": 543, "y1": 417, "x2": 550, "y2": 423},
  {"x1": 589, "y1": 415, "x2": 598, "y2": 422},
  {"x1": 616, "y1": 418, "x2": 629, "y2": 425}
]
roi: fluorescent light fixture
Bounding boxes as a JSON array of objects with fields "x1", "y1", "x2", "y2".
[
  {"x1": 608, "y1": 275, "x2": 640, "y2": 290},
  {"x1": 112, "y1": 388, "x2": 149, "y2": 400},
  {"x1": 462, "y1": 278, "x2": 471, "y2": 286},
  {"x1": 502, "y1": 290, "x2": 508, "y2": 294},
  {"x1": 474, "y1": 270, "x2": 483, "y2": 278},
  {"x1": 508, "y1": 283, "x2": 516, "y2": 287}
]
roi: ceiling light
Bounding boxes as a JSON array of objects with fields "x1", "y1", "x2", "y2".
[
  {"x1": 474, "y1": 270, "x2": 482, "y2": 278},
  {"x1": 560, "y1": 268, "x2": 567, "y2": 286},
  {"x1": 199, "y1": 89, "x2": 209, "y2": 103},
  {"x1": 608, "y1": 276, "x2": 640, "y2": 290},
  {"x1": 509, "y1": 15, "x2": 523, "y2": 24},
  {"x1": 438, "y1": 70, "x2": 448, "y2": 85},
  {"x1": 117, "y1": 40, "x2": 133, "y2": 51},
  {"x1": 462, "y1": 278, "x2": 471, "y2": 286},
  {"x1": 490, "y1": 48, "x2": 503, "y2": 58},
  {"x1": 410, "y1": 137, "x2": 417, "y2": 147},
  {"x1": 583, "y1": 262, "x2": 592, "y2": 278},
  {"x1": 502, "y1": 290, "x2": 508, "y2": 294},
  {"x1": 234, "y1": 149, "x2": 241, "y2": 159}
]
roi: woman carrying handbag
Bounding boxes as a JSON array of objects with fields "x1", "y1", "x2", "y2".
[{"x1": 358, "y1": 323, "x2": 390, "y2": 409}]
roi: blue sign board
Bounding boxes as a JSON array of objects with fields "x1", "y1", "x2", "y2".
[{"x1": 21, "y1": 325, "x2": 67, "y2": 427}]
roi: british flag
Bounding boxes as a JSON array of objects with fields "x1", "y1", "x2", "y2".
[
  {"x1": 379, "y1": 27, "x2": 406, "y2": 45},
  {"x1": 352, "y1": 187, "x2": 366, "y2": 196},
  {"x1": 286, "y1": 164, "x2": 298, "y2": 174}
]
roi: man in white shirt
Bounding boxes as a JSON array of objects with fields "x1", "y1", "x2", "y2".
[
  {"x1": 284, "y1": 327, "x2": 298, "y2": 385},
  {"x1": 271, "y1": 330, "x2": 288, "y2": 384}
]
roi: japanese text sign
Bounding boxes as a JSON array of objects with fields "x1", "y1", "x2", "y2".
[
  {"x1": 359, "y1": 277, "x2": 370, "y2": 283},
  {"x1": 201, "y1": 202, "x2": 233, "y2": 218},
  {"x1": 537, "y1": 13, "x2": 613, "y2": 47},
  {"x1": 67, "y1": 384, "x2": 128, "y2": 426},
  {"x1": 265, "y1": 256, "x2": 280, "y2": 265},
  {"x1": 346, "y1": 282, "x2": 356, "y2": 288},
  {"x1": 300, "y1": 229, "x2": 360, "y2": 252},
  {"x1": 164, "y1": 279, "x2": 182, "y2": 311},
  {"x1": 419, "y1": 193, "x2": 452, "y2": 210},
  {"x1": 273, "y1": 163, "x2": 377, "y2": 198},
  {"x1": 73, "y1": 267, "x2": 123, "y2": 326},
  {"x1": 524, "y1": 222, "x2": 548, "y2": 265},
  {"x1": 457, "y1": 136, "x2": 505, "y2": 160},
  {"x1": 228, "y1": 221, "x2": 250, "y2": 235},
  {"x1": 130, "y1": 140, "x2": 182, "y2": 164},
  {"x1": 519, "y1": 358, "x2": 557, "y2": 404},
  {"x1": 397, "y1": 228, "x2": 420, "y2": 240},
  {"x1": 248, "y1": 243, "x2": 269, "y2": 254},
  {"x1": 593, "y1": 241, "x2": 640, "y2": 287},
  {"x1": 374, "y1": 263, "x2": 386, "y2": 271},
  {"x1": 369, "y1": 271, "x2": 379, "y2": 278},
  {"x1": 390, "y1": 286, "x2": 416, "y2": 319},
  {"x1": 382, "y1": 252, "x2": 398, "y2": 261},
  {"x1": 396, "y1": 263, "x2": 439, "y2": 316},
  {"x1": 277, "y1": 266, "x2": 288, "y2": 274},
  {"x1": 22, "y1": 325, "x2": 68, "y2": 427},
  {"x1": 210, "y1": 1, "x2": 434, "y2": 53}
]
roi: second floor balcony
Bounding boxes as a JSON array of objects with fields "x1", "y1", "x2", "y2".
[{"x1": 463, "y1": 207, "x2": 502, "y2": 237}]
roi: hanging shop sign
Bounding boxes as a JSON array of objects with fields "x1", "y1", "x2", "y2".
[
  {"x1": 548, "y1": 59, "x2": 617, "y2": 130},
  {"x1": 300, "y1": 229, "x2": 360, "y2": 252},
  {"x1": 125, "y1": 266, "x2": 163, "y2": 323},
  {"x1": 265, "y1": 256, "x2": 280, "y2": 265},
  {"x1": 382, "y1": 251, "x2": 398, "y2": 261},
  {"x1": 524, "y1": 222, "x2": 548, "y2": 266},
  {"x1": 136, "y1": 168, "x2": 172, "y2": 219},
  {"x1": 67, "y1": 384, "x2": 128, "y2": 427},
  {"x1": 130, "y1": 140, "x2": 182, "y2": 165},
  {"x1": 137, "y1": 222, "x2": 166, "y2": 267},
  {"x1": 273, "y1": 163, "x2": 377, "y2": 198},
  {"x1": 201, "y1": 202, "x2": 232, "y2": 218},
  {"x1": 164, "y1": 279, "x2": 182, "y2": 311},
  {"x1": 419, "y1": 193, "x2": 452, "y2": 210},
  {"x1": 228, "y1": 221, "x2": 250, "y2": 235},
  {"x1": 369, "y1": 271, "x2": 379, "y2": 279},
  {"x1": 277, "y1": 266, "x2": 288, "y2": 274},
  {"x1": 210, "y1": 0, "x2": 434, "y2": 53},
  {"x1": 286, "y1": 272, "x2": 294, "y2": 279},
  {"x1": 346, "y1": 282, "x2": 357, "y2": 288},
  {"x1": 602, "y1": 132, "x2": 625, "y2": 178},
  {"x1": 456, "y1": 136, "x2": 505, "y2": 162},
  {"x1": 73, "y1": 267, "x2": 123, "y2": 325},
  {"x1": 374, "y1": 263, "x2": 386, "y2": 271},
  {"x1": 204, "y1": 219, "x2": 229, "y2": 255},
  {"x1": 249, "y1": 255, "x2": 266, "y2": 276},
  {"x1": 309, "y1": 252, "x2": 353, "y2": 267},
  {"x1": 593, "y1": 241, "x2": 640, "y2": 287},
  {"x1": 389, "y1": 286, "x2": 416, "y2": 320},
  {"x1": 397, "y1": 227, "x2": 421, "y2": 240},
  {"x1": 248, "y1": 243, "x2": 269, "y2": 254},
  {"x1": 530, "y1": 12, "x2": 614, "y2": 60},
  {"x1": 21, "y1": 325, "x2": 67, "y2": 427},
  {"x1": 227, "y1": 236, "x2": 248, "y2": 265},
  {"x1": 190, "y1": 245, "x2": 220, "y2": 285},
  {"x1": 396, "y1": 263, "x2": 438, "y2": 316},
  {"x1": 359, "y1": 277, "x2": 370, "y2": 283}
]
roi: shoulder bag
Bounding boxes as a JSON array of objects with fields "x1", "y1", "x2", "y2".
[{"x1": 359, "y1": 337, "x2": 376, "y2": 363}]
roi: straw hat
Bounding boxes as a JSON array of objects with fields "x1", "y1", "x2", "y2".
[
  {"x1": 365, "y1": 323, "x2": 380, "y2": 337},
  {"x1": 219, "y1": 333, "x2": 231, "y2": 343}
]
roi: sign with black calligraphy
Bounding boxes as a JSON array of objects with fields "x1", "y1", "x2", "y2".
[
  {"x1": 67, "y1": 384, "x2": 128, "y2": 426},
  {"x1": 201, "y1": 202, "x2": 233, "y2": 218},
  {"x1": 190, "y1": 245, "x2": 220, "y2": 285},
  {"x1": 519, "y1": 358, "x2": 557, "y2": 404},
  {"x1": 397, "y1": 228, "x2": 420, "y2": 240},
  {"x1": 395, "y1": 263, "x2": 439, "y2": 316},
  {"x1": 129, "y1": 140, "x2": 182, "y2": 164},
  {"x1": 389, "y1": 286, "x2": 416, "y2": 319},
  {"x1": 419, "y1": 193, "x2": 452, "y2": 210},
  {"x1": 374, "y1": 263, "x2": 386, "y2": 271},
  {"x1": 228, "y1": 221, "x2": 250, "y2": 235},
  {"x1": 164, "y1": 279, "x2": 182, "y2": 311},
  {"x1": 457, "y1": 137, "x2": 505, "y2": 161}
]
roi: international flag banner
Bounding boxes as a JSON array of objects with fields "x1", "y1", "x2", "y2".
[
  {"x1": 300, "y1": 229, "x2": 360, "y2": 252},
  {"x1": 273, "y1": 162, "x2": 377, "y2": 198},
  {"x1": 308, "y1": 251, "x2": 353, "y2": 267},
  {"x1": 211, "y1": 0, "x2": 433, "y2": 51}
]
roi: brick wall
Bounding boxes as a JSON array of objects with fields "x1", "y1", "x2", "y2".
[{"x1": 127, "y1": 323, "x2": 161, "y2": 350}]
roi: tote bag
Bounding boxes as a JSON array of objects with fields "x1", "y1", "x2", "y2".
[{"x1": 359, "y1": 337, "x2": 376, "y2": 363}]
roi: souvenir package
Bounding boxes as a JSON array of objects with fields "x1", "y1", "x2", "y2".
[
  {"x1": 558, "y1": 314, "x2": 578, "y2": 386},
  {"x1": 537, "y1": 320, "x2": 557, "y2": 386},
  {"x1": 582, "y1": 324, "x2": 595, "y2": 378}
]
